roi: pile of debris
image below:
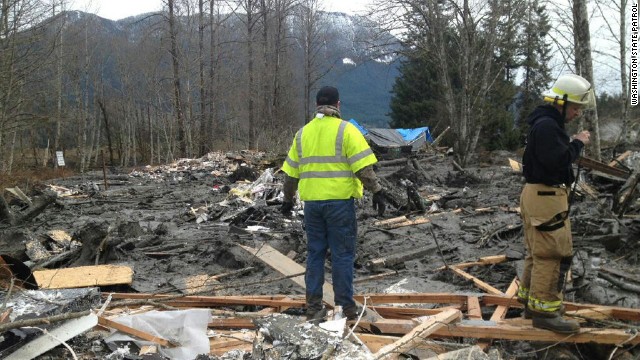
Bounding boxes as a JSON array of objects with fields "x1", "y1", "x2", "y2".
[{"x1": 0, "y1": 147, "x2": 639, "y2": 359}]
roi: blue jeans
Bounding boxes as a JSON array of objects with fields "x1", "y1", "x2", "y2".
[{"x1": 304, "y1": 198, "x2": 357, "y2": 310}]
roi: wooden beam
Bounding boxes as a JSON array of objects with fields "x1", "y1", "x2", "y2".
[
  {"x1": 358, "y1": 319, "x2": 640, "y2": 345},
  {"x1": 98, "y1": 316, "x2": 178, "y2": 348},
  {"x1": 436, "y1": 255, "x2": 508, "y2": 271},
  {"x1": 239, "y1": 243, "x2": 382, "y2": 320},
  {"x1": 577, "y1": 156, "x2": 630, "y2": 179},
  {"x1": 238, "y1": 243, "x2": 334, "y2": 306},
  {"x1": 608, "y1": 150, "x2": 632, "y2": 167},
  {"x1": 448, "y1": 267, "x2": 503, "y2": 295},
  {"x1": 481, "y1": 295, "x2": 640, "y2": 321},
  {"x1": 433, "y1": 321, "x2": 640, "y2": 345},
  {"x1": 467, "y1": 297, "x2": 482, "y2": 319},
  {"x1": 477, "y1": 277, "x2": 519, "y2": 350},
  {"x1": 374, "y1": 309, "x2": 462, "y2": 359},
  {"x1": 354, "y1": 293, "x2": 469, "y2": 305},
  {"x1": 33, "y1": 265, "x2": 133, "y2": 289},
  {"x1": 356, "y1": 333, "x2": 462, "y2": 354}
]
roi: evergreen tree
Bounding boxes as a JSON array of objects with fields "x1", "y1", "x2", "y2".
[
  {"x1": 388, "y1": 51, "x2": 441, "y2": 129},
  {"x1": 518, "y1": 0, "x2": 552, "y2": 129}
]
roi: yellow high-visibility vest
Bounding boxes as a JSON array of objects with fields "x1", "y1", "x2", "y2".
[{"x1": 281, "y1": 114, "x2": 377, "y2": 200}]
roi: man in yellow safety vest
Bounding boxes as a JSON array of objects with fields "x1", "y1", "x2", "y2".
[{"x1": 280, "y1": 86, "x2": 386, "y2": 323}]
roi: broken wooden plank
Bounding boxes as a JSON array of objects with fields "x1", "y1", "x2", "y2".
[
  {"x1": 577, "y1": 156, "x2": 630, "y2": 179},
  {"x1": 358, "y1": 319, "x2": 640, "y2": 345},
  {"x1": 448, "y1": 267, "x2": 503, "y2": 295},
  {"x1": 238, "y1": 243, "x2": 334, "y2": 306},
  {"x1": 366, "y1": 244, "x2": 437, "y2": 270},
  {"x1": 374, "y1": 309, "x2": 462, "y2": 359},
  {"x1": 436, "y1": 255, "x2": 507, "y2": 271},
  {"x1": 433, "y1": 321, "x2": 640, "y2": 345},
  {"x1": 508, "y1": 158, "x2": 522, "y2": 172},
  {"x1": 608, "y1": 150, "x2": 632, "y2": 167},
  {"x1": 238, "y1": 243, "x2": 383, "y2": 320},
  {"x1": 357, "y1": 333, "x2": 467, "y2": 355},
  {"x1": 613, "y1": 170, "x2": 640, "y2": 216},
  {"x1": 373, "y1": 216, "x2": 408, "y2": 227},
  {"x1": 98, "y1": 316, "x2": 178, "y2": 348},
  {"x1": 466, "y1": 297, "x2": 482, "y2": 319},
  {"x1": 477, "y1": 277, "x2": 519, "y2": 350},
  {"x1": 33, "y1": 264, "x2": 133, "y2": 289},
  {"x1": 482, "y1": 294, "x2": 640, "y2": 321}
]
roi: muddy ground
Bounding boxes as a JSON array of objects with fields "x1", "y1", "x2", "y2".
[{"x1": 1, "y1": 148, "x2": 639, "y2": 359}]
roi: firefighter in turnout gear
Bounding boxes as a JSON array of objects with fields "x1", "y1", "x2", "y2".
[
  {"x1": 280, "y1": 86, "x2": 386, "y2": 324},
  {"x1": 517, "y1": 74, "x2": 593, "y2": 334}
]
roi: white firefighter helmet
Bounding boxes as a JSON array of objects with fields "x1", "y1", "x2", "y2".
[{"x1": 542, "y1": 74, "x2": 595, "y2": 108}]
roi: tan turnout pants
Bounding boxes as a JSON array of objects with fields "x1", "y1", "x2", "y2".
[{"x1": 518, "y1": 183, "x2": 573, "y2": 313}]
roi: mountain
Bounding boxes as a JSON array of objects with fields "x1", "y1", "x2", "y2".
[{"x1": 45, "y1": 9, "x2": 400, "y2": 130}]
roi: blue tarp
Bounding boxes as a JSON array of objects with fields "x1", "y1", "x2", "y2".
[
  {"x1": 349, "y1": 119, "x2": 433, "y2": 150},
  {"x1": 396, "y1": 127, "x2": 433, "y2": 143},
  {"x1": 348, "y1": 119, "x2": 368, "y2": 135}
]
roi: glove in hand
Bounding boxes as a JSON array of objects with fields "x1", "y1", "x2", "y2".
[
  {"x1": 372, "y1": 190, "x2": 386, "y2": 216},
  {"x1": 280, "y1": 202, "x2": 294, "y2": 216}
]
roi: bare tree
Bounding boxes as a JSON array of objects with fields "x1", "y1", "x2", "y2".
[
  {"x1": 573, "y1": 0, "x2": 601, "y2": 160},
  {"x1": 167, "y1": 0, "x2": 188, "y2": 157},
  {"x1": 594, "y1": 0, "x2": 631, "y2": 147},
  {"x1": 376, "y1": 0, "x2": 514, "y2": 165}
]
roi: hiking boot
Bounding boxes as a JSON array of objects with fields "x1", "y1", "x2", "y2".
[
  {"x1": 531, "y1": 311, "x2": 579, "y2": 334},
  {"x1": 306, "y1": 307, "x2": 328, "y2": 325},
  {"x1": 344, "y1": 305, "x2": 366, "y2": 321}
]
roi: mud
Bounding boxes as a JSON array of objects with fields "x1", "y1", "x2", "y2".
[{"x1": 1, "y1": 148, "x2": 639, "y2": 359}]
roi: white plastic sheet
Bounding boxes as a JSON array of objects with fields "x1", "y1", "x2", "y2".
[{"x1": 104, "y1": 309, "x2": 211, "y2": 360}]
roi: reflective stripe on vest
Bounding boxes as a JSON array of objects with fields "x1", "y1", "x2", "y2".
[
  {"x1": 295, "y1": 120, "x2": 372, "y2": 176},
  {"x1": 296, "y1": 120, "x2": 352, "y2": 179}
]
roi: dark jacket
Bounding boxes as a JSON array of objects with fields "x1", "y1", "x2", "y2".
[{"x1": 522, "y1": 105, "x2": 584, "y2": 186}]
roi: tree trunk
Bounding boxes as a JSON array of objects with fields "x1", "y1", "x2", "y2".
[
  {"x1": 573, "y1": 0, "x2": 601, "y2": 160},
  {"x1": 168, "y1": 0, "x2": 187, "y2": 157}
]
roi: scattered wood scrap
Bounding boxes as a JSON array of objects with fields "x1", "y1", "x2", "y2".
[{"x1": 33, "y1": 264, "x2": 133, "y2": 289}]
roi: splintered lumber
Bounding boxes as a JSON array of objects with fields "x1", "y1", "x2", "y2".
[
  {"x1": 476, "y1": 277, "x2": 519, "y2": 350},
  {"x1": 374, "y1": 309, "x2": 462, "y2": 359},
  {"x1": 210, "y1": 331, "x2": 255, "y2": 356},
  {"x1": 98, "y1": 316, "x2": 178, "y2": 347},
  {"x1": 366, "y1": 244, "x2": 437, "y2": 270},
  {"x1": 432, "y1": 321, "x2": 640, "y2": 345},
  {"x1": 466, "y1": 297, "x2": 482, "y2": 319},
  {"x1": 358, "y1": 319, "x2": 640, "y2": 345},
  {"x1": 33, "y1": 264, "x2": 133, "y2": 289},
  {"x1": 373, "y1": 216, "x2": 408, "y2": 227},
  {"x1": 448, "y1": 267, "x2": 503, "y2": 295},
  {"x1": 508, "y1": 158, "x2": 522, "y2": 172},
  {"x1": 436, "y1": 255, "x2": 507, "y2": 271},
  {"x1": 482, "y1": 294, "x2": 640, "y2": 321},
  {"x1": 238, "y1": 243, "x2": 335, "y2": 306},
  {"x1": 609, "y1": 150, "x2": 632, "y2": 167},
  {"x1": 107, "y1": 293, "x2": 305, "y2": 308},
  {"x1": 357, "y1": 333, "x2": 468, "y2": 355},
  {"x1": 613, "y1": 170, "x2": 640, "y2": 216},
  {"x1": 238, "y1": 243, "x2": 383, "y2": 320},
  {"x1": 577, "y1": 156, "x2": 630, "y2": 179}
]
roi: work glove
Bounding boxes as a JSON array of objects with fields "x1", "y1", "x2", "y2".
[
  {"x1": 372, "y1": 190, "x2": 386, "y2": 216},
  {"x1": 280, "y1": 201, "x2": 294, "y2": 216}
]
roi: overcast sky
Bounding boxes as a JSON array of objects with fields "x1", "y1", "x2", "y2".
[{"x1": 69, "y1": 0, "x2": 373, "y2": 20}]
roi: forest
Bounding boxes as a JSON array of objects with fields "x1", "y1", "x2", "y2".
[{"x1": 0, "y1": 0, "x2": 638, "y2": 175}]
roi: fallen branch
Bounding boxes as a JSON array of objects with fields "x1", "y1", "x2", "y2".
[{"x1": 598, "y1": 272, "x2": 640, "y2": 294}]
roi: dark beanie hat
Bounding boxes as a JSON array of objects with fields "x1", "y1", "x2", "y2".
[{"x1": 316, "y1": 86, "x2": 339, "y2": 106}]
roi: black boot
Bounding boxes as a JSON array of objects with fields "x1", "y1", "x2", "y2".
[
  {"x1": 305, "y1": 295, "x2": 327, "y2": 325},
  {"x1": 531, "y1": 310, "x2": 579, "y2": 334},
  {"x1": 344, "y1": 305, "x2": 366, "y2": 321}
]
